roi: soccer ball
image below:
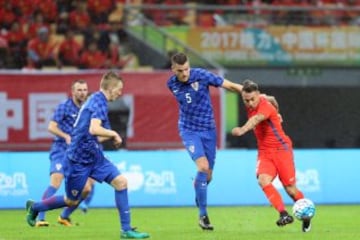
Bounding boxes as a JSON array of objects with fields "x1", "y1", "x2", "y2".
[{"x1": 292, "y1": 198, "x2": 315, "y2": 221}]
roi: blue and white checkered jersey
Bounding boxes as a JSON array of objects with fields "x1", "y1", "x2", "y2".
[
  {"x1": 167, "y1": 68, "x2": 224, "y2": 132},
  {"x1": 51, "y1": 98, "x2": 80, "y2": 146},
  {"x1": 66, "y1": 91, "x2": 111, "y2": 164}
]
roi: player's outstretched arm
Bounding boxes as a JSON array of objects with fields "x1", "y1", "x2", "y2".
[
  {"x1": 221, "y1": 79, "x2": 243, "y2": 93},
  {"x1": 232, "y1": 113, "x2": 265, "y2": 137}
]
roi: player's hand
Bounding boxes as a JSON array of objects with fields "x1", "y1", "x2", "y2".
[
  {"x1": 231, "y1": 127, "x2": 246, "y2": 136},
  {"x1": 113, "y1": 132, "x2": 123, "y2": 149},
  {"x1": 65, "y1": 134, "x2": 71, "y2": 145}
]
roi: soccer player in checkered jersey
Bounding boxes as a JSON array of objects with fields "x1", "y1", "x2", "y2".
[
  {"x1": 26, "y1": 71, "x2": 150, "y2": 239},
  {"x1": 36, "y1": 79, "x2": 95, "y2": 227},
  {"x1": 167, "y1": 52, "x2": 243, "y2": 230},
  {"x1": 232, "y1": 79, "x2": 311, "y2": 232}
]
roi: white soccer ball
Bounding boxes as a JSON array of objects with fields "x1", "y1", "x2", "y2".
[{"x1": 292, "y1": 198, "x2": 316, "y2": 221}]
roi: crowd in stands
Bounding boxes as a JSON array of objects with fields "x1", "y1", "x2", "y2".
[
  {"x1": 1, "y1": 0, "x2": 360, "y2": 69},
  {"x1": 142, "y1": 0, "x2": 360, "y2": 27},
  {"x1": 0, "y1": 0, "x2": 137, "y2": 70}
]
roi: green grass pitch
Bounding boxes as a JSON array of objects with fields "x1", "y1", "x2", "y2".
[{"x1": 1, "y1": 205, "x2": 359, "y2": 240}]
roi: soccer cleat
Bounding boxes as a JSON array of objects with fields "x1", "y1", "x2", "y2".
[
  {"x1": 35, "y1": 220, "x2": 50, "y2": 227},
  {"x1": 199, "y1": 215, "x2": 214, "y2": 230},
  {"x1": 26, "y1": 200, "x2": 38, "y2": 227},
  {"x1": 57, "y1": 216, "x2": 72, "y2": 226},
  {"x1": 276, "y1": 211, "x2": 294, "y2": 227},
  {"x1": 120, "y1": 230, "x2": 150, "y2": 239},
  {"x1": 302, "y1": 218, "x2": 312, "y2": 232}
]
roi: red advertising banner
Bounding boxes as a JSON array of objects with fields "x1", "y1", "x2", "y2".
[{"x1": 0, "y1": 70, "x2": 221, "y2": 151}]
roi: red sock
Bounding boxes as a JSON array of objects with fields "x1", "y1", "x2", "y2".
[{"x1": 262, "y1": 184, "x2": 285, "y2": 213}]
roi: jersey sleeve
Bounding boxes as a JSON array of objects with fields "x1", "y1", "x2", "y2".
[
  {"x1": 196, "y1": 68, "x2": 224, "y2": 87},
  {"x1": 90, "y1": 98, "x2": 108, "y2": 122},
  {"x1": 51, "y1": 101, "x2": 66, "y2": 123}
]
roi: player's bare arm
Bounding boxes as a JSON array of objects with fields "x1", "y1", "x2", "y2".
[
  {"x1": 97, "y1": 136, "x2": 112, "y2": 142},
  {"x1": 260, "y1": 94, "x2": 283, "y2": 122},
  {"x1": 231, "y1": 113, "x2": 266, "y2": 136},
  {"x1": 221, "y1": 79, "x2": 243, "y2": 93},
  {"x1": 261, "y1": 94, "x2": 279, "y2": 111},
  {"x1": 48, "y1": 120, "x2": 71, "y2": 144},
  {"x1": 89, "y1": 118, "x2": 122, "y2": 148}
]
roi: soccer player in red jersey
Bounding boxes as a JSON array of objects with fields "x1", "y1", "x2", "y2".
[{"x1": 232, "y1": 79, "x2": 311, "y2": 232}]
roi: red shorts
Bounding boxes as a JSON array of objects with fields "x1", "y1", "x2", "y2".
[{"x1": 256, "y1": 148, "x2": 296, "y2": 186}]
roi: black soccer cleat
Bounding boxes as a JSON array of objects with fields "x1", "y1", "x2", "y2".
[
  {"x1": 276, "y1": 211, "x2": 294, "y2": 227},
  {"x1": 302, "y1": 218, "x2": 312, "y2": 232},
  {"x1": 199, "y1": 215, "x2": 214, "y2": 230}
]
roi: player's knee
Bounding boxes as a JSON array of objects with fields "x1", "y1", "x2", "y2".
[
  {"x1": 196, "y1": 157, "x2": 210, "y2": 172},
  {"x1": 111, "y1": 175, "x2": 128, "y2": 191},
  {"x1": 64, "y1": 198, "x2": 79, "y2": 207},
  {"x1": 81, "y1": 187, "x2": 91, "y2": 198},
  {"x1": 284, "y1": 185, "x2": 297, "y2": 196},
  {"x1": 257, "y1": 174, "x2": 272, "y2": 187}
]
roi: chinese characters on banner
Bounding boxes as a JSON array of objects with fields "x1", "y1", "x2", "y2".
[
  {"x1": 188, "y1": 26, "x2": 360, "y2": 66},
  {"x1": 0, "y1": 72, "x2": 222, "y2": 151}
]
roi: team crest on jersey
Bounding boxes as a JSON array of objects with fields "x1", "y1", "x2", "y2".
[
  {"x1": 55, "y1": 163, "x2": 62, "y2": 171},
  {"x1": 188, "y1": 145, "x2": 195, "y2": 153},
  {"x1": 71, "y1": 189, "x2": 79, "y2": 197},
  {"x1": 191, "y1": 82, "x2": 199, "y2": 91}
]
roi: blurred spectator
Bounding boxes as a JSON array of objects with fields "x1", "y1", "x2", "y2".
[
  {"x1": 4, "y1": 21, "x2": 28, "y2": 68},
  {"x1": 57, "y1": 29, "x2": 83, "y2": 68},
  {"x1": 107, "y1": 43, "x2": 137, "y2": 69},
  {"x1": 163, "y1": 0, "x2": 186, "y2": 25},
  {"x1": 27, "y1": 11, "x2": 50, "y2": 39},
  {"x1": 98, "y1": 20, "x2": 128, "y2": 52},
  {"x1": 34, "y1": 0, "x2": 58, "y2": 23},
  {"x1": 26, "y1": 26, "x2": 58, "y2": 69},
  {"x1": 87, "y1": 0, "x2": 115, "y2": 24},
  {"x1": 310, "y1": 0, "x2": 345, "y2": 25},
  {"x1": 272, "y1": 0, "x2": 312, "y2": 25},
  {"x1": 0, "y1": 2, "x2": 17, "y2": 30},
  {"x1": 68, "y1": 0, "x2": 91, "y2": 33},
  {"x1": 12, "y1": 0, "x2": 35, "y2": 22},
  {"x1": 55, "y1": 0, "x2": 75, "y2": 34},
  {"x1": 144, "y1": 0, "x2": 186, "y2": 25},
  {"x1": 79, "y1": 40, "x2": 107, "y2": 69},
  {"x1": 0, "y1": 35, "x2": 9, "y2": 68},
  {"x1": 347, "y1": 0, "x2": 360, "y2": 25},
  {"x1": 83, "y1": 22, "x2": 102, "y2": 50},
  {"x1": 197, "y1": 12, "x2": 215, "y2": 27}
]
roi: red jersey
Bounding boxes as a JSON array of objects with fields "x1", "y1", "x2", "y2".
[
  {"x1": 58, "y1": 38, "x2": 82, "y2": 63},
  {"x1": 246, "y1": 96, "x2": 292, "y2": 150},
  {"x1": 80, "y1": 50, "x2": 106, "y2": 69},
  {"x1": 69, "y1": 10, "x2": 91, "y2": 31}
]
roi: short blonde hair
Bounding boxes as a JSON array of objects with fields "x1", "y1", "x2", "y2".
[{"x1": 100, "y1": 71, "x2": 123, "y2": 90}]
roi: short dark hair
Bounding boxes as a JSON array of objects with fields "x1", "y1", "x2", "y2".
[
  {"x1": 171, "y1": 52, "x2": 188, "y2": 65},
  {"x1": 71, "y1": 79, "x2": 87, "y2": 89},
  {"x1": 242, "y1": 79, "x2": 259, "y2": 93}
]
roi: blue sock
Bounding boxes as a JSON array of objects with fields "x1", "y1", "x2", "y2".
[
  {"x1": 115, "y1": 189, "x2": 131, "y2": 231},
  {"x1": 84, "y1": 185, "x2": 95, "y2": 206},
  {"x1": 195, "y1": 171, "x2": 208, "y2": 217},
  {"x1": 61, "y1": 203, "x2": 79, "y2": 219},
  {"x1": 33, "y1": 195, "x2": 66, "y2": 212},
  {"x1": 38, "y1": 186, "x2": 58, "y2": 220}
]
